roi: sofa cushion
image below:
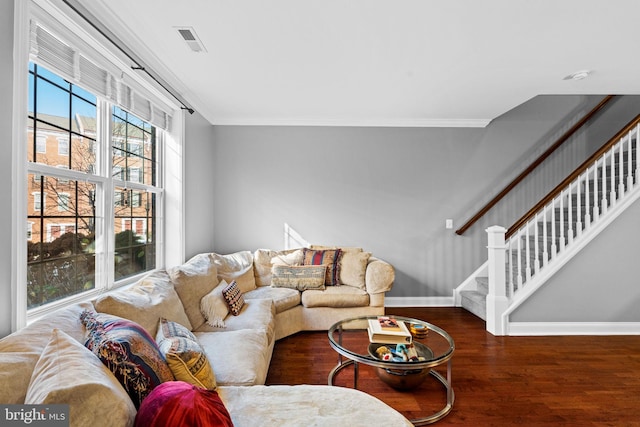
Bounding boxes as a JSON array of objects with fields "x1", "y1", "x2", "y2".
[
  {"x1": 210, "y1": 251, "x2": 256, "y2": 293},
  {"x1": 216, "y1": 385, "x2": 413, "y2": 426},
  {"x1": 365, "y1": 258, "x2": 396, "y2": 294},
  {"x1": 135, "y1": 381, "x2": 233, "y2": 427},
  {"x1": 25, "y1": 329, "x2": 136, "y2": 427},
  {"x1": 194, "y1": 299, "x2": 276, "y2": 345},
  {"x1": 253, "y1": 248, "x2": 300, "y2": 287},
  {"x1": 271, "y1": 265, "x2": 327, "y2": 291},
  {"x1": 270, "y1": 249, "x2": 303, "y2": 266},
  {"x1": 302, "y1": 248, "x2": 342, "y2": 286},
  {"x1": 243, "y1": 286, "x2": 300, "y2": 314},
  {"x1": 301, "y1": 285, "x2": 370, "y2": 308},
  {"x1": 194, "y1": 329, "x2": 271, "y2": 386},
  {"x1": 94, "y1": 270, "x2": 191, "y2": 337},
  {"x1": 200, "y1": 280, "x2": 230, "y2": 328},
  {"x1": 339, "y1": 251, "x2": 371, "y2": 289},
  {"x1": 0, "y1": 302, "x2": 93, "y2": 353},
  {"x1": 222, "y1": 280, "x2": 245, "y2": 316},
  {"x1": 169, "y1": 253, "x2": 219, "y2": 331},
  {"x1": 81, "y1": 310, "x2": 174, "y2": 409},
  {"x1": 156, "y1": 318, "x2": 216, "y2": 390},
  {"x1": 0, "y1": 352, "x2": 41, "y2": 404}
]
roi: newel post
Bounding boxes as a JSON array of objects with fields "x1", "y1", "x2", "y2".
[{"x1": 486, "y1": 226, "x2": 509, "y2": 336}]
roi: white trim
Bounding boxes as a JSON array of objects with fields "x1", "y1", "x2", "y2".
[
  {"x1": 385, "y1": 296, "x2": 455, "y2": 307},
  {"x1": 453, "y1": 261, "x2": 488, "y2": 306},
  {"x1": 509, "y1": 322, "x2": 640, "y2": 336},
  {"x1": 210, "y1": 117, "x2": 492, "y2": 128},
  {"x1": 163, "y1": 111, "x2": 184, "y2": 267},
  {"x1": 12, "y1": 0, "x2": 31, "y2": 332}
]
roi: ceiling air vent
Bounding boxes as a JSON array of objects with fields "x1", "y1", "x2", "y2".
[{"x1": 175, "y1": 27, "x2": 207, "y2": 53}]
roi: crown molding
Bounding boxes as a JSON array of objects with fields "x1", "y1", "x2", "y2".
[{"x1": 210, "y1": 117, "x2": 492, "y2": 128}]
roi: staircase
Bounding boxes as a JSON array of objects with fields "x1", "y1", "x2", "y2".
[{"x1": 458, "y1": 116, "x2": 640, "y2": 332}]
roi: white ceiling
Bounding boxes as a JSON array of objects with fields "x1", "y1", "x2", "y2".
[{"x1": 77, "y1": 0, "x2": 640, "y2": 127}]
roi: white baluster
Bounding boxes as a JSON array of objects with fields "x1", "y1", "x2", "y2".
[
  {"x1": 610, "y1": 148, "x2": 617, "y2": 207},
  {"x1": 516, "y1": 230, "x2": 523, "y2": 288},
  {"x1": 584, "y1": 166, "x2": 591, "y2": 229},
  {"x1": 525, "y1": 223, "x2": 531, "y2": 282},
  {"x1": 567, "y1": 182, "x2": 573, "y2": 245},
  {"x1": 576, "y1": 175, "x2": 582, "y2": 238},
  {"x1": 559, "y1": 191, "x2": 565, "y2": 252},
  {"x1": 635, "y1": 125, "x2": 640, "y2": 185},
  {"x1": 601, "y1": 153, "x2": 608, "y2": 215},
  {"x1": 542, "y1": 206, "x2": 548, "y2": 267},
  {"x1": 619, "y1": 140, "x2": 625, "y2": 197},
  {"x1": 628, "y1": 132, "x2": 634, "y2": 191},
  {"x1": 507, "y1": 237, "x2": 516, "y2": 296},
  {"x1": 550, "y1": 197, "x2": 557, "y2": 259},
  {"x1": 533, "y1": 213, "x2": 540, "y2": 274}
]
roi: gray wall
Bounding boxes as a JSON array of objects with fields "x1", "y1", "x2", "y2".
[
  {"x1": 184, "y1": 111, "x2": 216, "y2": 259},
  {"x1": 1, "y1": 0, "x2": 15, "y2": 337},
  {"x1": 210, "y1": 95, "x2": 638, "y2": 298},
  {"x1": 511, "y1": 196, "x2": 640, "y2": 322}
]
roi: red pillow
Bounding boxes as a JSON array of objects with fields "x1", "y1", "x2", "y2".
[{"x1": 135, "y1": 381, "x2": 233, "y2": 427}]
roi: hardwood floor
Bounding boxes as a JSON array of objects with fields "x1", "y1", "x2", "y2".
[{"x1": 265, "y1": 307, "x2": 640, "y2": 426}]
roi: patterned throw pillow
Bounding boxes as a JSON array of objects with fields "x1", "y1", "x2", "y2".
[
  {"x1": 80, "y1": 310, "x2": 174, "y2": 409},
  {"x1": 271, "y1": 265, "x2": 327, "y2": 291},
  {"x1": 156, "y1": 318, "x2": 217, "y2": 390},
  {"x1": 302, "y1": 248, "x2": 342, "y2": 285},
  {"x1": 221, "y1": 280, "x2": 245, "y2": 316},
  {"x1": 134, "y1": 381, "x2": 233, "y2": 427}
]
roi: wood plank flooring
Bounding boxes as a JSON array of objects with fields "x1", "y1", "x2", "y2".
[{"x1": 265, "y1": 307, "x2": 640, "y2": 426}]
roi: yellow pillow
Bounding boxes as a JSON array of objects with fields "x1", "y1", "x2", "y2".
[{"x1": 156, "y1": 318, "x2": 216, "y2": 390}]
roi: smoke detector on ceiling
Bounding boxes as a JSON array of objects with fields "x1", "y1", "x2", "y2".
[{"x1": 175, "y1": 27, "x2": 207, "y2": 53}]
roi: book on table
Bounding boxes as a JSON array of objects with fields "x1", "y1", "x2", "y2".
[
  {"x1": 377, "y1": 316, "x2": 401, "y2": 331},
  {"x1": 367, "y1": 318, "x2": 412, "y2": 344}
]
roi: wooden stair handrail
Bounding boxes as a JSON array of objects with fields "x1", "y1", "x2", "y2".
[
  {"x1": 455, "y1": 95, "x2": 615, "y2": 235},
  {"x1": 506, "y1": 113, "x2": 640, "y2": 238}
]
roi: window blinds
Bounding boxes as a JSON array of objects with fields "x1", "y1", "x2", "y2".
[{"x1": 30, "y1": 20, "x2": 173, "y2": 131}]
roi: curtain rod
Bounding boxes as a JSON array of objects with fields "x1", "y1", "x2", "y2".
[{"x1": 61, "y1": 0, "x2": 195, "y2": 115}]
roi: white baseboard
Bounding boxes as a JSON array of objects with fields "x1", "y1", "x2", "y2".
[
  {"x1": 385, "y1": 296, "x2": 455, "y2": 307},
  {"x1": 509, "y1": 322, "x2": 640, "y2": 336}
]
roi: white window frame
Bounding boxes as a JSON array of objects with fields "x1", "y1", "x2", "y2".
[{"x1": 11, "y1": 0, "x2": 185, "y2": 331}]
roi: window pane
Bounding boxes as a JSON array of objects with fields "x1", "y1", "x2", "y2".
[
  {"x1": 27, "y1": 174, "x2": 96, "y2": 308},
  {"x1": 35, "y1": 78, "x2": 70, "y2": 128},
  {"x1": 111, "y1": 107, "x2": 156, "y2": 186},
  {"x1": 29, "y1": 63, "x2": 97, "y2": 174},
  {"x1": 114, "y1": 187, "x2": 155, "y2": 281},
  {"x1": 71, "y1": 135, "x2": 96, "y2": 175}
]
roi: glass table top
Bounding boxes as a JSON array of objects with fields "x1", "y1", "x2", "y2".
[{"x1": 328, "y1": 315, "x2": 455, "y2": 370}]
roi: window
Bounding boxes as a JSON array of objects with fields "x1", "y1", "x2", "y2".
[
  {"x1": 32, "y1": 191, "x2": 43, "y2": 211},
  {"x1": 27, "y1": 62, "x2": 163, "y2": 310},
  {"x1": 16, "y1": 4, "x2": 181, "y2": 330},
  {"x1": 57, "y1": 192, "x2": 70, "y2": 211},
  {"x1": 57, "y1": 137, "x2": 69, "y2": 155},
  {"x1": 36, "y1": 135, "x2": 46, "y2": 153}
]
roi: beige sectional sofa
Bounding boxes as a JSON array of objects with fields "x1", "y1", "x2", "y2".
[{"x1": 0, "y1": 247, "x2": 410, "y2": 426}]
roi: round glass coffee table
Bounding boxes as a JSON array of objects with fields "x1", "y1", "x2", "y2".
[{"x1": 328, "y1": 316, "x2": 455, "y2": 425}]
